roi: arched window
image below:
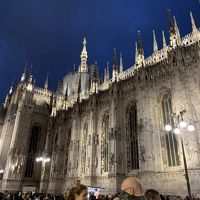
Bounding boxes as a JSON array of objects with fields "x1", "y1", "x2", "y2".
[
  {"x1": 128, "y1": 105, "x2": 139, "y2": 170},
  {"x1": 162, "y1": 93, "x2": 179, "y2": 166},
  {"x1": 81, "y1": 123, "x2": 88, "y2": 174},
  {"x1": 25, "y1": 125, "x2": 40, "y2": 177},
  {"x1": 101, "y1": 113, "x2": 109, "y2": 173}
]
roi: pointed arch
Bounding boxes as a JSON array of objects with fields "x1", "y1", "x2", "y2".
[
  {"x1": 126, "y1": 103, "x2": 139, "y2": 171},
  {"x1": 158, "y1": 88, "x2": 179, "y2": 167}
]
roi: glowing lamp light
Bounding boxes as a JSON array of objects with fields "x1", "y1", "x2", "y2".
[
  {"x1": 165, "y1": 124, "x2": 172, "y2": 131},
  {"x1": 180, "y1": 121, "x2": 187, "y2": 128},
  {"x1": 174, "y1": 128, "x2": 181, "y2": 135},
  {"x1": 0, "y1": 169, "x2": 4, "y2": 174},
  {"x1": 36, "y1": 156, "x2": 44, "y2": 162},
  {"x1": 44, "y1": 158, "x2": 50, "y2": 163},
  {"x1": 188, "y1": 124, "x2": 195, "y2": 132}
]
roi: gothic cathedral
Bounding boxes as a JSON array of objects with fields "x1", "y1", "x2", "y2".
[{"x1": 0, "y1": 11, "x2": 200, "y2": 196}]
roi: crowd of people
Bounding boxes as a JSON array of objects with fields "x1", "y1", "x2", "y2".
[{"x1": 0, "y1": 177, "x2": 199, "y2": 200}]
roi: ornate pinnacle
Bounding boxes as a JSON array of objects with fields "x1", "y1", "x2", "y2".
[
  {"x1": 135, "y1": 42, "x2": 138, "y2": 64},
  {"x1": 9, "y1": 82, "x2": 13, "y2": 95},
  {"x1": 120, "y1": 52, "x2": 123, "y2": 73},
  {"x1": 80, "y1": 37, "x2": 88, "y2": 72},
  {"x1": 44, "y1": 72, "x2": 49, "y2": 90},
  {"x1": 167, "y1": 9, "x2": 175, "y2": 36},
  {"x1": 174, "y1": 16, "x2": 181, "y2": 43},
  {"x1": 107, "y1": 62, "x2": 109, "y2": 80},
  {"x1": 104, "y1": 67, "x2": 107, "y2": 83},
  {"x1": 113, "y1": 48, "x2": 117, "y2": 67},
  {"x1": 112, "y1": 48, "x2": 118, "y2": 82},
  {"x1": 162, "y1": 30, "x2": 167, "y2": 48},
  {"x1": 153, "y1": 30, "x2": 158, "y2": 52},
  {"x1": 28, "y1": 65, "x2": 33, "y2": 84},
  {"x1": 27, "y1": 65, "x2": 33, "y2": 91},
  {"x1": 83, "y1": 37, "x2": 87, "y2": 47},
  {"x1": 162, "y1": 30, "x2": 168, "y2": 57},
  {"x1": 21, "y1": 63, "x2": 27, "y2": 82},
  {"x1": 190, "y1": 11, "x2": 198, "y2": 33},
  {"x1": 137, "y1": 30, "x2": 144, "y2": 55}
]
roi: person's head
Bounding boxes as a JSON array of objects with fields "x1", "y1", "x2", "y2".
[
  {"x1": 166, "y1": 196, "x2": 170, "y2": 200},
  {"x1": 67, "y1": 185, "x2": 88, "y2": 200},
  {"x1": 176, "y1": 196, "x2": 182, "y2": 200},
  {"x1": 121, "y1": 177, "x2": 142, "y2": 196},
  {"x1": 145, "y1": 189, "x2": 160, "y2": 200}
]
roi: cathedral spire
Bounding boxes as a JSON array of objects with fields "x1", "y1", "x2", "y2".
[
  {"x1": 135, "y1": 30, "x2": 144, "y2": 67},
  {"x1": 112, "y1": 48, "x2": 118, "y2": 82},
  {"x1": 135, "y1": 42, "x2": 138, "y2": 65},
  {"x1": 153, "y1": 30, "x2": 158, "y2": 52},
  {"x1": 94, "y1": 66, "x2": 99, "y2": 93},
  {"x1": 174, "y1": 16, "x2": 181, "y2": 44},
  {"x1": 20, "y1": 63, "x2": 27, "y2": 82},
  {"x1": 4, "y1": 82, "x2": 13, "y2": 108},
  {"x1": 190, "y1": 11, "x2": 198, "y2": 33},
  {"x1": 104, "y1": 67, "x2": 107, "y2": 83},
  {"x1": 120, "y1": 52, "x2": 123, "y2": 74},
  {"x1": 162, "y1": 30, "x2": 168, "y2": 57},
  {"x1": 167, "y1": 9, "x2": 181, "y2": 48},
  {"x1": 168, "y1": 9, "x2": 175, "y2": 36},
  {"x1": 119, "y1": 52, "x2": 123, "y2": 80},
  {"x1": 107, "y1": 62, "x2": 110, "y2": 80},
  {"x1": 168, "y1": 9, "x2": 176, "y2": 48},
  {"x1": 190, "y1": 11, "x2": 200, "y2": 42},
  {"x1": 137, "y1": 30, "x2": 144, "y2": 55},
  {"x1": 27, "y1": 66, "x2": 33, "y2": 91},
  {"x1": 44, "y1": 72, "x2": 49, "y2": 90},
  {"x1": 9, "y1": 82, "x2": 13, "y2": 95},
  {"x1": 162, "y1": 30, "x2": 167, "y2": 48},
  {"x1": 79, "y1": 37, "x2": 88, "y2": 73}
]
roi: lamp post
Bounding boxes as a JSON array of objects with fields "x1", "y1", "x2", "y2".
[
  {"x1": 165, "y1": 110, "x2": 195, "y2": 200},
  {"x1": 36, "y1": 152, "x2": 51, "y2": 163}
]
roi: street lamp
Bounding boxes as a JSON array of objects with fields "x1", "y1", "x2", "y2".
[
  {"x1": 36, "y1": 152, "x2": 51, "y2": 163},
  {"x1": 165, "y1": 110, "x2": 194, "y2": 199}
]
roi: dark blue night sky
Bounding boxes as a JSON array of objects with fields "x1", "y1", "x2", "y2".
[{"x1": 0, "y1": 0, "x2": 199, "y2": 104}]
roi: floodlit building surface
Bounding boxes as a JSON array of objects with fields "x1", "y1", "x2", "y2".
[{"x1": 0, "y1": 11, "x2": 200, "y2": 196}]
